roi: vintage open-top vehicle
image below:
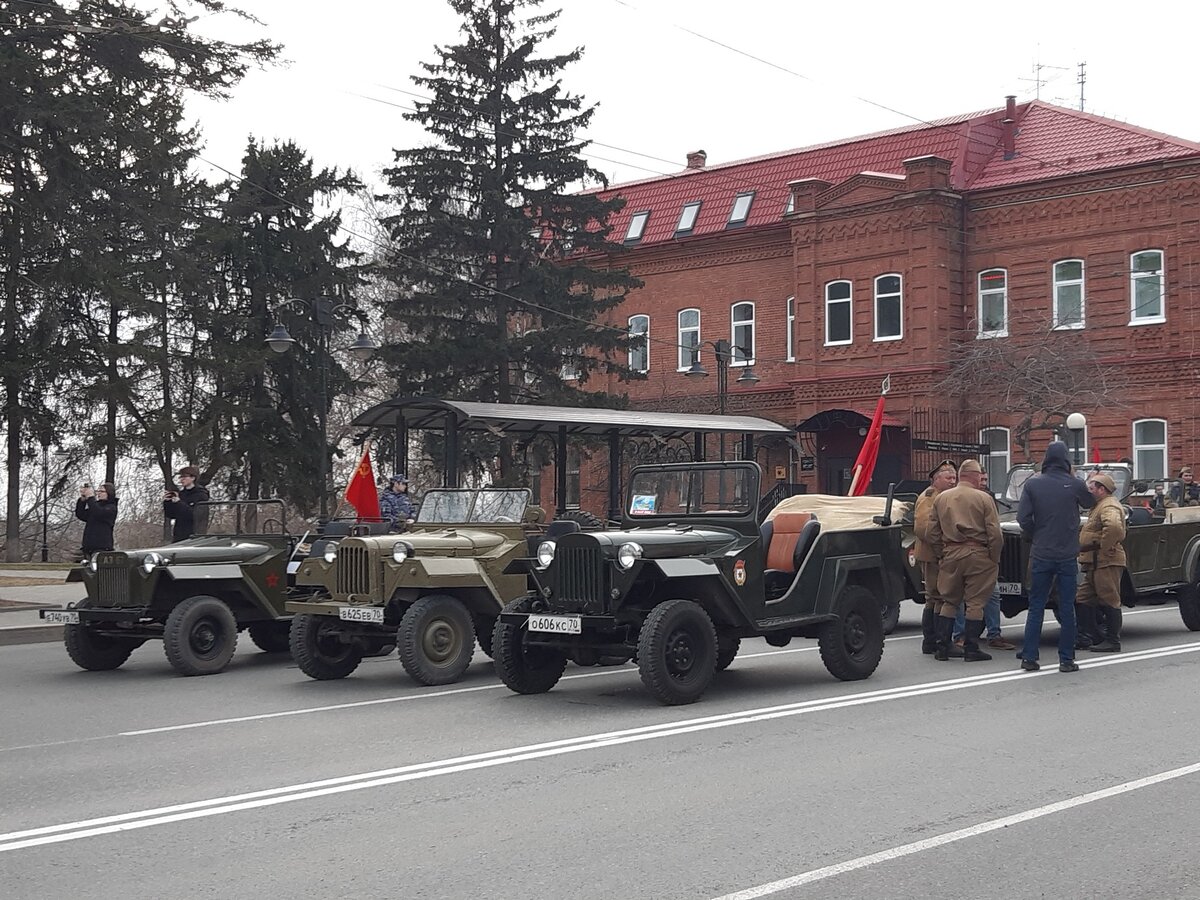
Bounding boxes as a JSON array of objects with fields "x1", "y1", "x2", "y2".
[
  {"x1": 39, "y1": 501, "x2": 316, "y2": 675},
  {"x1": 493, "y1": 461, "x2": 906, "y2": 705}
]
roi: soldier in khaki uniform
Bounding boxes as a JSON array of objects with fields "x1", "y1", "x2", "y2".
[
  {"x1": 913, "y1": 460, "x2": 958, "y2": 655},
  {"x1": 1076, "y1": 472, "x2": 1127, "y2": 652},
  {"x1": 929, "y1": 459, "x2": 1003, "y2": 661}
]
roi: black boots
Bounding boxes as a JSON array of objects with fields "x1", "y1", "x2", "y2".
[
  {"x1": 921, "y1": 607, "x2": 937, "y2": 654},
  {"x1": 932, "y1": 616, "x2": 964, "y2": 660},
  {"x1": 1088, "y1": 607, "x2": 1122, "y2": 652},
  {"x1": 1075, "y1": 604, "x2": 1097, "y2": 650},
  {"x1": 963, "y1": 619, "x2": 992, "y2": 662}
]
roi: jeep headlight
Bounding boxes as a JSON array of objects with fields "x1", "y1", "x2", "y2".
[
  {"x1": 141, "y1": 552, "x2": 165, "y2": 574},
  {"x1": 536, "y1": 540, "x2": 556, "y2": 569},
  {"x1": 87, "y1": 554, "x2": 99, "y2": 573},
  {"x1": 392, "y1": 541, "x2": 413, "y2": 564},
  {"x1": 323, "y1": 542, "x2": 338, "y2": 564},
  {"x1": 617, "y1": 542, "x2": 643, "y2": 570}
]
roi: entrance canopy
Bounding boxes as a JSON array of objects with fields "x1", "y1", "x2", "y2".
[{"x1": 796, "y1": 407, "x2": 905, "y2": 432}]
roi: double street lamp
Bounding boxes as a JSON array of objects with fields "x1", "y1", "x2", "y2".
[
  {"x1": 685, "y1": 339, "x2": 760, "y2": 460},
  {"x1": 265, "y1": 297, "x2": 379, "y2": 520}
]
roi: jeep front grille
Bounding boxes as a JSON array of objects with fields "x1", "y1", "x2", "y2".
[
  {"x1": 554, "y1": 545, "x2": 605, "y2": 613},
  {"x1": 336, "y1": 545, "x2": 372, "y2": 596},
  {"x1": 96, "y1": 563, "x2": 127, "y2": 606},
  {"x1": 999, "y1": 533, "x2": 1025, "y2": 586}
]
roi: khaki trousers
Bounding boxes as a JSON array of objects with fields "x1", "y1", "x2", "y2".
[
  {"x1": 1077, "y1": 564, "x2": 1123, "y2": 609},
  {"x1": 936, "y1": 546, "x2": 998, "y2": 621}
]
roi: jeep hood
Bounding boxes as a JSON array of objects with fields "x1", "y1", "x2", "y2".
[
  {"x1": 105, "y1": 537, "x2": 273, "y2": 564},
  {"x1": 346, "y1": 527, "x2": 507, "y2": 555},
  {"x1": 564, "y1": 527, "x2": 741, "y2": 556}
]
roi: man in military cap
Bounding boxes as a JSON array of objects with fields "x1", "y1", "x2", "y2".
[
  {"x1": 1169, "y1": 467, "x2": 1200, "y2": 507},
  {"x1": 1076, "y1": 472, "x2": 1127, "y2": 652},
  {"x1": 379, "y1": 473, "x2": 415, "y2": 531},
  {"x1": 928, "y1": 459, "x2": 1003, "y2": 661},
  {"x1": 913, "y1": 460, "x2": 958, "y2": 655}
]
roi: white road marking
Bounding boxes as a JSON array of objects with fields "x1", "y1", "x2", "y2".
[
  {"x1": 2, "y1": 639, "x2": 1198, "y2": 854},
  {"x1": 711, "y1": 760, "x2": 1200, "y2": 899}
]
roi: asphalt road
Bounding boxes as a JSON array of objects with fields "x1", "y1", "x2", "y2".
[{"x1": 3, "y1": 602, "x2": 1200, "y2": 899}]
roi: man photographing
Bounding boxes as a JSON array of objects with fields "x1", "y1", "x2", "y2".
[{"x1": 164, "y1": 465, "x2": 210, "y2": 542}]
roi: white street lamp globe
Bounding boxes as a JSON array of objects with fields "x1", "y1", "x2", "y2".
[{"x1": 1066, "y1": 412, "x2": 1086, "y2": 431}]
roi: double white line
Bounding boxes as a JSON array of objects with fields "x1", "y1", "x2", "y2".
[{"x1": 3, "y1": 640, "x2": 1198, "y2": 853}]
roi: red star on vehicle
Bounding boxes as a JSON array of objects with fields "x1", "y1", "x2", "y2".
[{"x1": 265, "y1": 572, "x2": 280, "y2": 588}]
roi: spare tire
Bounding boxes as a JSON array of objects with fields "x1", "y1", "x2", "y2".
[{"x1": 551, "y1": 509, "x2": 605, "y2": 530}]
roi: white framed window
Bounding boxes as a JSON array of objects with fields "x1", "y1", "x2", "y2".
[
  {"x1": 675, "y1": 202, "x2": 701, "y2": 234},
  {"x1": 873, "y1": 274, "x2": 903, "y2": 341},
  {"x1": 1133, "y1": 418, "x2": 1167, "y2": 479},
  {"x1": 979, "y1": 427, "x2": 1011, "y2": 495},
  {"x1": 1130, "y1": 249, "x2": 1165, "y2": 324},
  {"x1": 628, "y1": 314, "x2": 649, "y2": 374},
  {"x1": 560, "y1": 353, "x2": 579, "y2": 381},
  {"x1": 731, "y1": 301, "x2": 755, "y2": 365},
  {"x1": 624, "y1": 210, "x2": 650, "y2": 243},
  {"x1": 565, "y1": 446, "x2": 581, "y2": 508},
  {"x1": 824, "y1": 280, "x2": 852, "y2": 346},
  {"x1": 977, "y1": 269, "x2": 1007, "y2": 338},
  {"x1": 677, "y1": 308, "x2": 700, "y2": 371},
  {"x1": 1053, "y1": 259, "x2": 1085, "y2": 329},
  {"x1": 786, "y1": 296, "x2": 795, "y2": 361},
  {"x1": 728, "y1": 192, "x2": 754, "y2": 226},
  {"x1": 1063, "y1": 423, "x2": 1089, "y2": 467}
]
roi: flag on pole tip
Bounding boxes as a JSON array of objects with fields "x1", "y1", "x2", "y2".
[
  {"x1": 847, "y1": 393, "x2": 886, "y2": 497},
  {"x1": 344, "y1": 446, "x2": 382, "y2": 521}
]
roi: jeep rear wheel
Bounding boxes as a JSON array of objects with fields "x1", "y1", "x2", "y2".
[
  {"x1": 881, "y1": 600, "x2": 901, "y2": 635},
  {"x1": 248, "y1": 621, "x2": 292, "y2": 654},
  {"x1": 493, "y1": 599, "x2": 568, "y2": 694},
  {"x1": 290, "y1": 614, "x2": 364, "y2": 679},
  {"x1": 638, "y1": 599, "x2": 717, "y2": 705},
  {"x1": 1179, "y1": 584, "x2": 1200, "y2": 631},
  {"x1": 64, "y1": 625, "x2": 142, "y2": 671},
  {"x1": 163, "y1": 595, "x2": 238, "y2": 676},
  {"x1": 819, "y1": 584, "x2": 884, "y2": 681},
  {"x1": 472, "y1": 614, "x2": 496, "y2": 659},
  {"x1": 398, "y1": 595, "x2": 475, "y2": 686},
  {"x1": 715, "y1": 633, "x2": 740, "y2": 672}
]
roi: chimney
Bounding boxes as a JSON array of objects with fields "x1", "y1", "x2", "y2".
[
  {"x1": 686, "y1": 150, "x2": 707, "y2": 170},
  {"x1": 1002, "y1": 95, "x2": 1017, "y2": 160}
]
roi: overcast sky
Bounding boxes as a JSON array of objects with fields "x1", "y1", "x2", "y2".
[{"x1": 187, "y1": 0, "x2": 1200, "y2": 194}]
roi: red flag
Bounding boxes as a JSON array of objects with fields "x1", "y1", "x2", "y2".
[
  {"x1": 1092, "y1": 446, "x2": 1102, "y2": 463},
  {"x1": 848, "y1": 393, "x2": 886, "y2": 496},
  {"x1": 344, "y1": 447, "x2": 381, "y2": 521}
]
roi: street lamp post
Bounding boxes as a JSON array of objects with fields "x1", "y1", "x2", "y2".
[
  {"x1": 265, "y1": 297, "x2": 379, "y2": 521},
  {"x1": 684, "y1": 339, "x2": 760, "y2": 460},
  {"x1": 38, "y1": 429, "x2": 54, "y2": 563},
  {"x1": 1066, "y1": 412, "x2": 1087, "y2": 467}
]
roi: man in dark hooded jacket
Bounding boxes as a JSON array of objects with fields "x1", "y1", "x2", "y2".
[{"x1": 1017, "y1": 441, "x2": 1093, "y2": 672}]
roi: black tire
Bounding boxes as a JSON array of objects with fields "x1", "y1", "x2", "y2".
[
  {"x1": 290, "y1": 614, "x2": 365, "y2": 680},
  {"x1": 472, "y1": 614, "x2": 496, "y2": 659},
  {"x1": 881, "y1": 601, "x2": 901, "y2": 635},
  {"x1": 492, "y1": 598, "x2": 568, "y2": 694},
  {"x1": 552, "y1": 509, "x2": 605, "y2": 530},
  {"x1": 163, "y1": 595, "x2": 238, "y2": 676},
  {"x1": 398, "y1": 595, "x2": 475, "y2": 686},
  {"x1": 716, "y1": 633, "x2": 740, "y2": 672},
  {"x1": 637, "y1": 599, "x2": 717, "y2": 705},
  {"x1": 819, "y1": 584, "x2": 885, "y2": 681},
  {"x1": 248, "y1": 621, "x2": 292, "y2": 653},
  {"x1": 63, "y1": 625, "x2": 141, "y2": 671},
  {"x1": 1179, "y1": 585, "x2": 1200, "y2": 631}
]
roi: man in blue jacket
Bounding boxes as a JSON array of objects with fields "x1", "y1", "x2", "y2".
[{"x1": 1017, "y1": 441, "x2": 1094, "y2": 672}]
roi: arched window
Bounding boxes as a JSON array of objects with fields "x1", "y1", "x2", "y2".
[
  {"x1": 1132, "y1": 418, "x2": 1167, "y2": 479},
  {"x1": 731, "y1": 301, "x2": 755, "y2": 365},
  {"x1": 824, "y1": 280, "x2": 852, "y2": 346},
  {"x1": 1052, "y1": 259, "x2": 1085, "y2": 329},
  {"x1": 677, "y1": 308, "x2": 700, "y2": 371},
  {"x1": 628, "y1": 314, "x2": 649, "y2": 374},
  {"x1": 874, "y1": 273, "x2": 903, "y2": 341},
  {"x1": 978, "y1": 269, "x2": 1007, "y2": 338},
  {"x1": 979, "y1": 427, "x2": 1011, "y2": 495},
  {"x1": 1130, "y1": 250, "x2": 1165, "y2": 324},
  {"x1": 785, "y1": 297, "x2": 795, "y2": 361}
]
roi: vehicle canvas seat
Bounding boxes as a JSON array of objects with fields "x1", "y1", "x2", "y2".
[
  {"x1": 763, "y1": 512, "x2": 820, "y2": 599},
  {"x1": 1126, "y1": 506, "x2": 1154, "y2": 526}
]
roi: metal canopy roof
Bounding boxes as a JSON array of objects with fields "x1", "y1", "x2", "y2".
[{"x1": 353, "y1": 397, "x2": 793, "y2": 439}]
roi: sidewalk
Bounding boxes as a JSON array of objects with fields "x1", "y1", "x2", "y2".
[{"x1": 0, "y1": 577, "x2": 80, "y2": 647}]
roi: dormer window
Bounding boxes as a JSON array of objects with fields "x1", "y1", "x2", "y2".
[
  {"x1": 727, "y1": 192, "x2": 754, "y2": 227},
  {"x1": 624, "y1": 211, "x2": 650, "y2": 243},
  {"x1": 675, "y1": 202, "x2": 701, "y2": 235}
]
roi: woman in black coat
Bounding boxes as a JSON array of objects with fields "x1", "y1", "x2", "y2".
[{"x1": 75, "y1": 482, "x2": 118, "y2": 555}]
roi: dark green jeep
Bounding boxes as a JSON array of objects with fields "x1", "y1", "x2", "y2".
[
  {"x1": 39, "y1": 501, "x2": 315, "y2": 675},
  {"x1": 494, "y1": 461, "x2": 905, "y2": 705}
]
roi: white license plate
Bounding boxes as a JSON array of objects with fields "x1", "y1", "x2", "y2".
[
  {"x1": 997, "y1": 582, "x2": 1023, "y2": 595},
  {"x1": 338, "y1": 606, "x2": 384, "y2": 623},
  {"x1": 527, "y1": 614, "x2": 581, "y2": 634},
  {"x1": 42, "y1": 610, "x2": 79, "y2": 624}
]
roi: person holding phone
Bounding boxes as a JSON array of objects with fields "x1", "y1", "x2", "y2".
[
  {"x1": 163, "y1": 465, "x2": 210, "y2": 541},
  {"x1": 75, "y1": 482, "x2": 118, "y2": 558}
]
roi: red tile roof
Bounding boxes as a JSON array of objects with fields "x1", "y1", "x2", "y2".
[{"x1": 598, "y1": 102, "x2": 1200, "y2": 248}]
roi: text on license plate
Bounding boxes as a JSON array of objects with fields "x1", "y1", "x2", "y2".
[
  {"x1": 339, "y1": 606, "x2": 384, "y2": 623},
  {"x1": 42, "y1": 610, "x2": 80, "y2": 624},
  {"x1": 527, "y1": 614, "x2": 581, "y2": 634},
  {"x1": 996, "y1": 582, "x2": 1023, "y2": 595}
]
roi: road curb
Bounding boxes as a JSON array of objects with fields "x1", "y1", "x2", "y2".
[{"x1": 0, "y1": 624, "x2": 62, "y2": 646}]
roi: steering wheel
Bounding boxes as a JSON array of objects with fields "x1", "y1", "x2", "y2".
[
  {"x1": 494, "y1": 515, "x2": 516, "y2": 523},
  {"x1": 261, "y1": 517, "x2": 285, "y2": 534}
]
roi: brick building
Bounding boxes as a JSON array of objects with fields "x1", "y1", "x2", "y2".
[{"x1": 566, "y1": 97, "x2": 1200, "y2": 509}]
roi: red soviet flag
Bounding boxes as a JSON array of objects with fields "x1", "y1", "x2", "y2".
[
  {"x1": 848, "y1": 393, "x2": 887, "y2": 497},
  {"x1": 1092, "y1": 446, "x2": 1102, "y2": 464},
  {"x1": 344, "y1": 447, "x2": 381, "y2": 521}
]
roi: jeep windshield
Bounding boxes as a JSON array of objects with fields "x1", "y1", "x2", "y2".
[
  {"x1": 197, "y1": 501, "x2": 287, "y2": 535},
  {"x1": 416, "y1": 489, "x2": 530, "y2": 524},
  {"x1": 1003, "y1": 464, "x2": 1131, "y2": 503},
  {"x1": 628, "y1": 467, "x2": 753, "y2": 517}
]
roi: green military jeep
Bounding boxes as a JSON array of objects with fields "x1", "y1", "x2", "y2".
[
  {"x1": 287, "y1": 487, "x2": 586, "y2": 686},
  {"x1": 39, "y1": 501, "x2": 316, "y2": 676},
  {"x1": 494, "y1": 461, "x2": 905, "y2": 705}
]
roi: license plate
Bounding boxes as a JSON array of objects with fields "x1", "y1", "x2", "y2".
[
  {"x1": 527, "y1": 614, "x2": 581, "y2": 634},
  {"x1": 997, "y1": 582, "x2": 1023, "y2": 595},
  {"x1": 42, "y1": 610, "x2": 79, "y2": 624},
  {"x1": 338, "y1": 606, "x2": 384, "y2": 623}
]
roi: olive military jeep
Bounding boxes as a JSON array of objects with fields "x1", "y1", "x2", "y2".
[
  {"x1": 494, "y1": 461, "x2": 906, "y2": 705},
  {"x1": 287, "y1": 487, "x2": 594, "y2": 685},
  {"x1": 39, "y1": 501, "x2": 316, "y2": 676}
]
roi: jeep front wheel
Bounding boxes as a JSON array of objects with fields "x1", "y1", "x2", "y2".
[
  {"x1": 638, "y1": 599, "x2": 717, "y2": 705},
  {"x1": 715, "y1": 633, "x2": 740, "y2": 672},
  {"x1": 290, "y1": 614, "x2": 364, "y2": 680},
  {"x1": 1179, "y1": 584, "x2": 1200, "y2": 631},
  {"x1": 163, "y1": 595, "x2": 238, "y2": 676},
  {"x1": 819, "y1": 584, "x2": 884, "y2": 681},
  {"x1": 398, "y1": 595, "x2": 475, "y2": 686},
  {"x1": 248, "y1": 621, "x2": 292, "y2": 653},
  {"x1": 64, "y1": 625, "x2": 142, "y2": 671},
  {"x1": 493, "y1": 599, "x2": 568, "y2": 694}
]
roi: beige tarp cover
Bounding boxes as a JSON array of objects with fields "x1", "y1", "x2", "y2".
[
  {"x1": 1165, "y1": 507, "x2": 1200, "y2": 524},
  {"x1": 766, "y1": 494, "x2": 912, "y2": 533}
]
